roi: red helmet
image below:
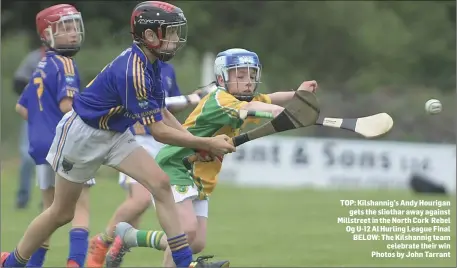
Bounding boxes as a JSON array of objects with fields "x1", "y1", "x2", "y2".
[
  {"x1": 130, "y1": 1, "x2": 187, "y2": 62},
  {"x1": 36, "y1": 4, "x2": 84, "y2": 57}
]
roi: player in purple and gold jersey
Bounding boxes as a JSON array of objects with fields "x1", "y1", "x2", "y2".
[
  {"x1": 2, "y1": 2, "x2": 233, "y2": 268},
  {"x1": 9, "y1": 4, "x2": 92, "y2": 268},
  {"x1": 86, "y1": 60, "x2": 206, "y2": 267}
]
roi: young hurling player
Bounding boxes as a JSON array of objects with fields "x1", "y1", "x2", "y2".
[
  {"x1": 12, "y1": 4, "x2": 92, "y2": 268},
  {"x1": 87, "y1": 61, "x2": 204, "y2": 267},
  {"x1": 105, "y1": 48, "x2": 318, "y2": 267},
  {"x1": 1, "y1": 2, "x2": 234, "y2": 268}
]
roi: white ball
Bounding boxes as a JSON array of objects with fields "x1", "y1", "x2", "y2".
[{"x1": 425, "y1": 99, "x2": 442, "y2": 115}]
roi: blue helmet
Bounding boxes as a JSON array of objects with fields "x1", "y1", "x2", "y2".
[{"x1": 214, "y1": 48, "x2": 262, "y2": 102}]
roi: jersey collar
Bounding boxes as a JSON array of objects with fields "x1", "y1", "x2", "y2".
[{"x1": 132, "y1": 43, "x2": 156, "y2": 72}]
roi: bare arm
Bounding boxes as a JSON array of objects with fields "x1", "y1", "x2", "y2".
[
  {"x1": 161, "y1": 108, "x2": 188, "y2": 133},
  {"x1": 15, "y1": 103, "x2": 28, "y2": 120},
  {"x1": 241, "y1": 101, "x2": 284, "y2": 117},
  {"x1": 148, "y1": 120, "x2": 209, "y2": 150},
  {"x1": 268, "y1": 91, "x2": 295, "y2": 106},
  {"x1": 268, "y1": 80, "x2": 318, "y2": 106}
]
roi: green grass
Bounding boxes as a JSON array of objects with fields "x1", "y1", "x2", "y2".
[{"x1": 1, "y1": 161, "x2": 455, "y2": 267}]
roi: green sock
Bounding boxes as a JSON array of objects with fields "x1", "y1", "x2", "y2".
[
  {"x1": 124, "y1": 229, "x2": 165, "y2": 250},
  {"x1": 136, "y1": 230, "x2": 165, "y2": 249}
]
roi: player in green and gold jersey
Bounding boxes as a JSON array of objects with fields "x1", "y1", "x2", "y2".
[{"x1": 105, "y1": 48, "x2": 318, "y2": 267}]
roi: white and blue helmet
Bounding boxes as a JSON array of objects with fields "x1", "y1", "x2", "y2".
[{"x1": 214, "y1": 48, "x2": 262, "y2": 101}]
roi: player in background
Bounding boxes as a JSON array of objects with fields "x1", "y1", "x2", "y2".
[
  {"x1": 86, "y1": 61, "x2": 205, "y2": 267},
  {"x1": 13, "y1": 42, "x2": 44, "y2": 209},
  {"x1": 105, "y1": 48, "x2": 318, "y2": 267},
  {"x1": 1, "y1": 2, "x2": 234, "y2": 268},
  {"x1": 12, "y1": 4, "x2": 93, "y2": 268}
]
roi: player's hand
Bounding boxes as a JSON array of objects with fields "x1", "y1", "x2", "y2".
[
  {"x1": 297, "y1": 80, "x2": 318, "y2": 93},
  {"x1": 187, "y1": 94, "x2": 201, "y2": 105},
  {"x1": 193, "y1": 89, "x2": 204, "y2": 96},
  {"x1": 206, "y1": 134, "x2": 235, "y2": 157}
]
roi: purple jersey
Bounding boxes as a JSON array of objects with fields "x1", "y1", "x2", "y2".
[
  {"x1": 129, "y1": 60, "x2": 182, "y2": 136},
  {"x1": 73, "y1": 43, "x2": 164, "y2": 133},
  {"x1": 160, "y1": 61, "x2": 181, "y2": 98},
  {"x1": 18, "y1": 51, "x2": 80, "y2": 164}
]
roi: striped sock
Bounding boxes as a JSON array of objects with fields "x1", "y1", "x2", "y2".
[
  {"x1": 168, "y1": 234, "x2": 192, "y2": 267},
  {"x1": 124, "y1": 229, "x2": 165, "y2": 250}
]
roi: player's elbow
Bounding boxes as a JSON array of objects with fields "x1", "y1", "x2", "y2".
[
  {"x1": 148, "y1": 121, "x2": 168, "y2": 143},
  {"x1": 272, "y1": 106, "x2": 284, "y2": 117},
  {"x1": 59, "y1": 97, "x2": 73, "y2": 114}
]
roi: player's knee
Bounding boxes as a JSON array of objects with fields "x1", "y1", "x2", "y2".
[{"x1": 148, "y1": 172, "x2": 171, "y2": 200}]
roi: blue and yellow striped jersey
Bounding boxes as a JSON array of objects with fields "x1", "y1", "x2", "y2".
[
  {"x1": 18, "y1": 50, "x2": 80, "y2": 164},
  {"x1": 73, "y1": 43, "x2": 164, "y2": 133}
]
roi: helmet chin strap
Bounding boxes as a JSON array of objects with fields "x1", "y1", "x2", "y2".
[
  {"x1": 233, "y1": 94, "x2": 255, "y2": 102},
  {"x1": 224, "y1": 82, "x2": 257, "y2": 102},
  {"x1": 141, "y1": 40, "x2": 175, "y2": 62},
  {"x1": 47, "y1": 45, "x2": 80, "y2": 57}
]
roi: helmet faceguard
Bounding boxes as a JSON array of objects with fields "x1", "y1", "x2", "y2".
[
  {"x1": 214, "y1": 49, "x2": 262, "y2": 102},
  {"x1": 131, "y1": 1, "x2": 187, "y2": 62},
  {"x1": 36, "y1": 4, "x2": 84, "y2": 57}
]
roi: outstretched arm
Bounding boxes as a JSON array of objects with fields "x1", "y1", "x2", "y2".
[
  {"x1": 268, "y1": 80, "x2": 318, "y2": 106},
  {"x1": 241, "y1": 101, "x2": 284, "y2": 117}
]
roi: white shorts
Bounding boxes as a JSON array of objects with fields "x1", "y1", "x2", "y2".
[
  {"x1": 118, "y1": 135, "x2": 164, "y2": 189},
  {"x1": 152, "y1": 184, "x2": 209, "y2": 218},
  {"x1": 46, "y1": 111, "x2": 141, "y2": 184},
  {"x1": 36, "y1": 164, "x2": 95, "y2": 190}
]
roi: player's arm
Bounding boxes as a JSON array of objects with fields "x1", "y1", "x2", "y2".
[
  {"x1": 164, "y1": 69, "x2": 190, "y2": 113},
  {"x1": 125, "y1": 63, "x2": 233, "y2": 156},
  {"x1": 242, "y1": 101, "x2": 284, "y2": 117},
  {"x1": 16, "y1": 91, "x2": 28, "y2": 120},
  {"x1": 55, "y1": 56, "x2": 79, "y2": 113},
  {"x1": 140, "y1": 105, "x2": 209, "y2": 150},
  {"x1": 161, "y1": 107, "x2": 189, "y2": 133},
  {"x1": 268, "y1": 80, "x2": 318, "y2": 106},
  {"x1": 166, "y1": 90, "x2": 200, "y2": 113},
  {"x1": 15, "y1": 104, "x2": 28, "y2": 120}
]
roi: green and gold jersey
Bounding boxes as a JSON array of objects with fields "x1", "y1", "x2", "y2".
[{"x1": 156, "y1": 87, "x2": 271, "y2": 198}]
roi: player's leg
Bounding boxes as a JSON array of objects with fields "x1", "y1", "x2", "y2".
[
  {"x1": 107, "y1": 181, "x2": 151, "y2": 234},
  {"x1": 162, "y1": 197, "x2": 199, "y2": 267},
  {"x1": 163, "y1": 198, "x2": 210, "y2": 267},
  {"x1": 16, "y1": 120, "x2": 34, "y2": 209},
  {"x1": 87, "y1": 178, "x2": 150, "y2": 267},
  {"x1": 2, "y1": 174, "x2": 84, "y2": 267},
  {"x1": 106, "y1": 135, "x2": 193, "y2": 267},
  {"x1": 2, "y1": 112, "x2": 104, "y2": 267},
  {"x1": 192, "y1": 201, "x2": 209, "y2": 254},
  {"x1": 25, "y1": 164, "x2": 55, "y2": 267},
  {"x1": 68, "y1": 181, "x2": 94, "y2": 267}
]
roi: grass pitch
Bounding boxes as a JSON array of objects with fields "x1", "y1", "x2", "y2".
[{"x1": 1, "y1": 161, "x2": 455, "y2": 267}]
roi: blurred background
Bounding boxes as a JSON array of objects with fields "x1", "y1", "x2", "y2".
[{"x1": 1, "y1": 1, "x2": 456, "y2": 267}]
